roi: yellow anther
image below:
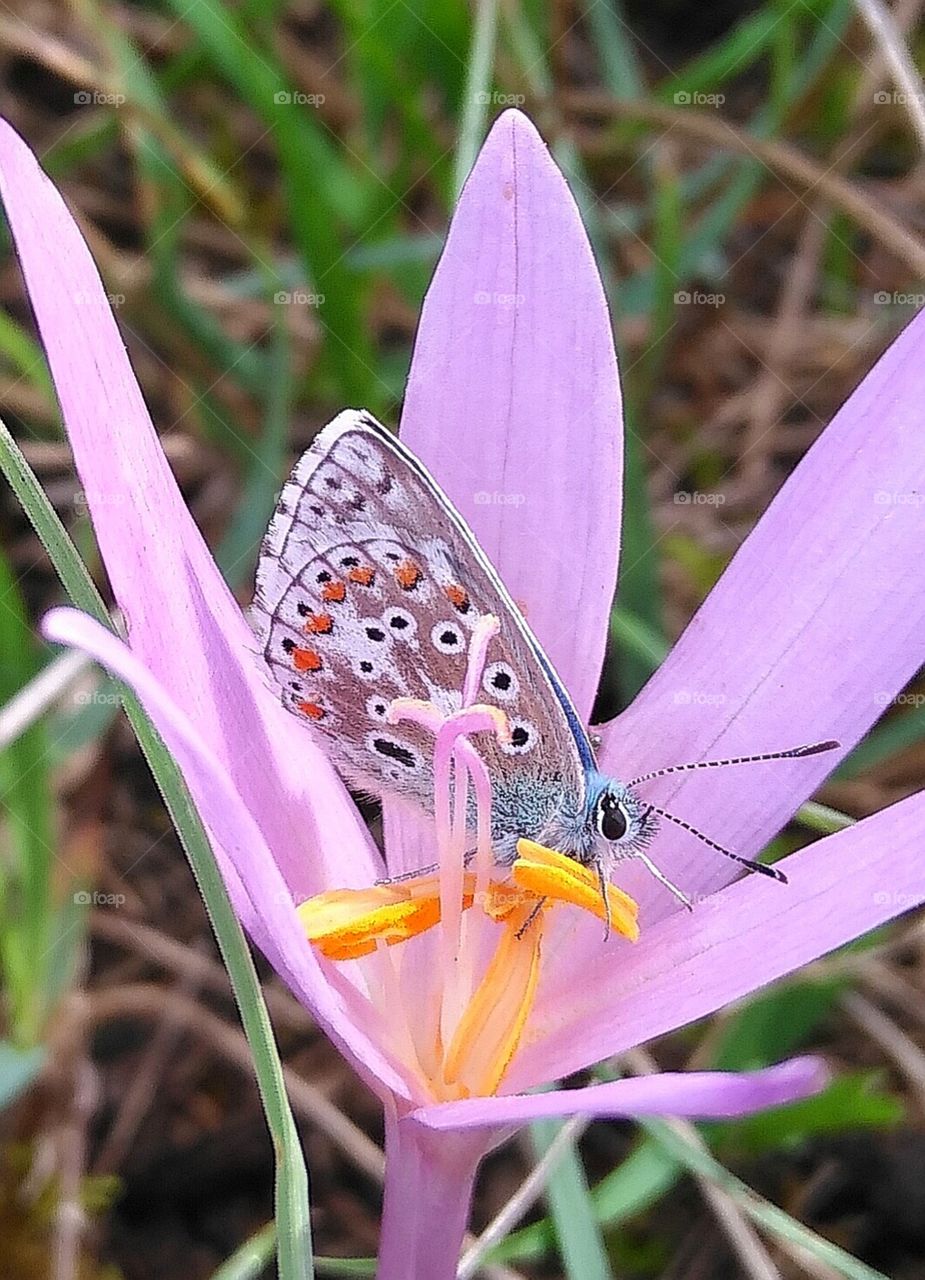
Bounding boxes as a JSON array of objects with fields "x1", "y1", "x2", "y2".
[
  {"x1": 512, "y1": 840, "x2": 640, "y2": 942},
  {"x1": 297, "y1": 874, "x2": 476, "y2": 961}
]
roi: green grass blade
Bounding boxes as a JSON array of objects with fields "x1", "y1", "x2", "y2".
[
  {"x1": 530, "y1": 1119, "x2": 613, "y2": 1280},
  {"x1": 454, "y1": 0, "x2": 500, "y2": 197},
  {"x1": 838, "y1": 703, "x2": 925, "y2": 777},
  {"x1": 653, "y1": 8, "x2": 786, "y2": 102},
  {"x1": 85, "y1": 6, "x2": 271, "y2": 403},
  {"x1": 212, "y1": 1223, "x2": 276, "y2": 1280},
  {"x1": 0, "y1": 310, "x2": 54, "y2": 407},
  {"x1": 0, "y1": 416, "x2": 313, "y2": 1278},
  {"x1": 161, "y1": 0, "x2": 375, "y2": 405},
  {"x1": 609, "y1": 608, "x2": 670, "y2": 673},
  {"x1": 612, "y1": 405, "x2": 665, "y2": 702},
  {"x1": 639, "y1": 1116, "x2": 889, "y2": 1280},
  {"x1": 0, "y1": 1040, "x2": 44, "y2": 1109},
  {"x1": 314, "y1": 1260, "x2": 376, "y2": 1277},
  {"x1": 0, "y1": 548, "x2": 57, "y2": 1043},
  {"x1": 587, "y1": 0, "x2": 644, "y2": 99},
  {"x1": 217, "y1": 312, "x2": 294, "y2": 586},
  {"x1": 493, "y1": 1136, "x2": 680, "y2": 1264},
  {"x1": 0, "y1": 420, "x2": 110, "y2": 622},
  {"x1": 795, "y1": 801, "x2": 855, "y2": 835}
]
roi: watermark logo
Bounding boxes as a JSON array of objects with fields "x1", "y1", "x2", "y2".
[
  {"x1": 73, "y1": 490, "x2": 127, "y2": 514},
  {"x1": 873, "y1": 290, "x2": 925, "y2": 306},
  {"x1": 673, "y1": 690, "x2": 727, "y2": 706},
  {"x1": 74, "y1": 890, "x2": 126, "y2": 907},
  {"x1": 873, "y1": 90, "x2": 925, "y2": 106},
  {"x1": 72, "y1": 291, "x2": 125, "y2": 308},
  {"x1": 874, "y1": 490, "x2": 924, "y2": 506},
  {"x1": 273, "y1": 91, "x2": 326, "y2": 107},
  {"x1": 274, "y1": 290, "x2": 325, "y2": 307},
  {"x1": 474, "y1": 290, "x2": 524, "y2": 307},
  {"x1": 674, "y1": 491, "x2": 726, "y2": 506},
  {"x1": 74, "y1": 688, "x2": 121, "y2": 707},
  {"x1": 873, "y1": 690, "x2": 925, "y2": 708},
  {"x1": 474, "y1": 490, "x2": 526, "y2": 507},
  {"x1": 674, "y1": 289, "x2": 725, "y2": 307},
  {"x1": 74, "y1": 90, "x2": 126, "y2": 107},
  {"x1": 873, "y1": 890, "x2": 921, "y2": 908},
  {"x1": 673, "y1": 90, "x2": 725, "y2": 107},
  {"x1": 474, "y1": 91, "x2": 526, "y2": 107},
  {"x1": 72, "y1": 486, "x2": 127, "y2": 512}
]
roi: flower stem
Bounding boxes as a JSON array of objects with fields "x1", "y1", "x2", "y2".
[{"x1": 377, "y1": 1115, "x2": 487, "y2": 1280}]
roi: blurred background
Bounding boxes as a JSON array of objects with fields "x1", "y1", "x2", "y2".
[{"x1": 0, "y1": 1, "x2": 924, "y2": 1277}]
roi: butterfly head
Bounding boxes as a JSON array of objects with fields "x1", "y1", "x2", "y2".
[{"x1": 578, "y1": 772, "x2": 657, "y2": 866}]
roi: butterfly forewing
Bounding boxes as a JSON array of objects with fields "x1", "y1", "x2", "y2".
[{"x1": 252, "y1": 411, "x2": 588, "y2": 859}]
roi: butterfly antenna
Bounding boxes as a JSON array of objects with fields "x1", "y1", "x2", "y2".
[
  {"x1": 647, "y1": 803, "x2": 788, "y2": 883},
  {"x1": 627, "y1": 739, "x2": 839, "y2": 788}
]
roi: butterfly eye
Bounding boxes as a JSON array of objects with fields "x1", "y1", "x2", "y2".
[
  {"x1": 431, "y1": 622, "x2": 466, "y2": 654},
  {"x1": 500, "y1": 719, "x2": 537, "y2": 756},
  {"x1": 596, "y1": 792, "x2": 629, "y2": 842},
  {"x1": 482, "y1": 661, "x2": 519, "y2": 703}
]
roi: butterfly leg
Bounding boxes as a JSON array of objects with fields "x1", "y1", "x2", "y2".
[
  {"x1": 515, "y1": 897, "x2": 547, "y2": 939},
  {"x1": 631, "y1": 851, "x2": 694, "y2": 911},
  {"x1": 594, "y1": 858, "x2": 612, "y2": 942},
  {"x1": 376, "y1": 850, "x2": 476, "y2": 885}
]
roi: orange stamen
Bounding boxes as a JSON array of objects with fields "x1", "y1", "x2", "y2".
[
  {"x1": 297, "y1": 851, "x2": 638, "y2": 1097},
  {"x1": 298, "y1": 874, "x2": 477, "y2": 961},
  {"x1": 442, "y1": 899, "x2": 545, "y2": 1096}
]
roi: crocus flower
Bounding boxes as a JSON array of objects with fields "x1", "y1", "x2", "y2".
[{"x1": 2, "y1": 109, "x2": 924, "y2": 1278}]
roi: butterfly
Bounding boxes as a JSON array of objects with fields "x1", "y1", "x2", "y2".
[{"x1": 251, "y1": 410, "x2": 836, "y2": 909}]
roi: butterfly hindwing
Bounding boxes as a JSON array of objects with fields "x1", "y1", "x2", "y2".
[{"x1": 252, "y1": 410, "x2": 589, "y2": 858}]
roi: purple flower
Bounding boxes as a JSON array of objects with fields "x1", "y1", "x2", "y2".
[{"x1": 2, "y1": 109, "x2": 924, "y2": 1278}]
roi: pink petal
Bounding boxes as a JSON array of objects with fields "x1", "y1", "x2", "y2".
[
  {"x1": 598, "y1": 307, "x2": 925, "y2": 915},
  {"x1": 388, "y1": 108, "x2": 623, "y2": 875},
  {"x1": 400, "y1": 109, "x2": 622, "y2": 719},
  {"x1": 0, "y1": 117, "x2": 376, "y2": 898},
  {"x1": 42, "y1": 608, "x2": 410, "y2": 1100},
  {"x1": 413, "y1": 1057, "x2": 826, "y2": 1131},
  {"x1": 510, "y1": 789, "x2": 925, "y2": 1088}
]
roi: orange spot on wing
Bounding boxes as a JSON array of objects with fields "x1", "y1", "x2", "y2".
[
  {"x1": 348, "y1": 565, "x2": 376, "y2": 587},
  {"x1": 321, "y1": 580, "x2": 347, "y2": 603},
  {"x1": 298, "y1": 700, "x2": 325, "y2": 720},
  {"x1": 444, "y1": 583, "x2": 470, "y2": 612},
  {"x1": 293, "y1": 647, "x2": 322, "y2": 673},
  {"x1": 304, "y1": 611, "x2": 333, "y2": 634},
  {"x1": 395, "y1": 559, "x2": 422, "y2": 590}
]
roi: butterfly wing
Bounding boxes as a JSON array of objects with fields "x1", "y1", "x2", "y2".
[{"x1": 251, "y1": 410, "x2": 591, "y2": 860}]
